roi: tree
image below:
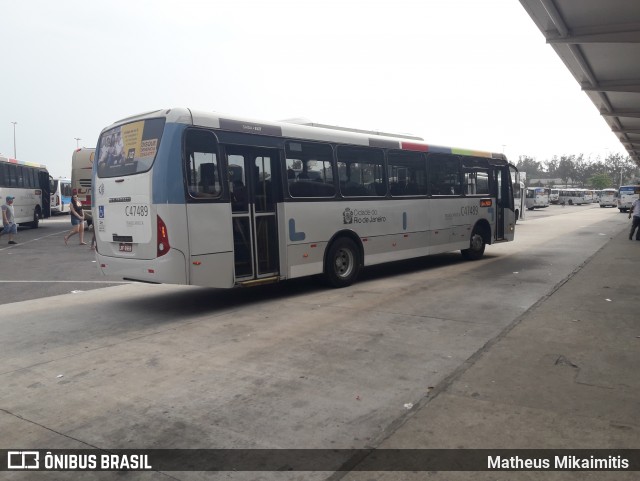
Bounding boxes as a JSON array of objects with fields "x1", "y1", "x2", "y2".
[
  {"x1": 544, "y1": 157, "x2": 559, "y2": 178},
  {"x1": 557, "y1": 155, "x2": 576, "y2": 186},
  {"x1": 573, "y1": 154, "x2": 589, "y2": 186},
  {"x1": 515, "y1": 156, "x2": 543, "y2": 178},
  {"x1": 589, "y1": 173, "x2": 613, "y2": 189}
]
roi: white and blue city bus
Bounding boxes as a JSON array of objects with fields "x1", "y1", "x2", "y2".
[
  {"x1": 525, "y1": 187, "x2": 550, "y2": 210},
  {"x1": 599, "y1": 188, "x2": 617, "y2": 208},
  {"x1": 0, "y1": 155, "x2": 50, "y2": 228},
  {"x1": 50, "y1": 177, "x2": 72, "y2": 214},
  {"x1": 558, "y1": 188, "x2": 589, "y2": 205},
  {"x1": 617, "y1": 185, "x2": 640, "y2": 212},
  {"x1": 93, "y1": 109, "x2": 516, "y2": 288}
]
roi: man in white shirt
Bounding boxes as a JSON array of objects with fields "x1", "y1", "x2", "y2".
[
  {"x1": 0, "y1": 196, "x2": 18, "y2": 244},
  {"x1": 629, "y1": 197, "x2": 640, "y2": 241}
]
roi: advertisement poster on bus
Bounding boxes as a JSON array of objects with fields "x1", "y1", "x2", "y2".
[{"x1": 96, "y1": 118, "x2": 165, "y2": 178}]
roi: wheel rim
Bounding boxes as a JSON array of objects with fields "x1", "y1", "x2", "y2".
[
  {"x1": 470, "y1": 233, "x2": 483, "y2": 251},
  {"x1": 334, "y1": 248, "x2": 354, "y2": 278}
]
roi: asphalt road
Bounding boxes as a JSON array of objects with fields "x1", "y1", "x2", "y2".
[{"x1": 0, "y1": 203, "x2": 630, "y2": 480}]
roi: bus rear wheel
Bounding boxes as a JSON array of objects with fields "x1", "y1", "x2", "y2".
[
  {"x1": 30, "y1": 207, "x2": 41, "y2": 229},
  {"x1": 461, "y1": 227, "x2": 486, "y2": 261},
  {"x1": 324, "y1": 237, "x2": 360, "y2": 288}
]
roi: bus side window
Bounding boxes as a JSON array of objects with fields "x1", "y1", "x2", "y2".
[
  {"x1": 184, "y1": 129, "x2": 221, "y2": 199},
  {"x1": 428, "y1": 153, "x2": 462, "y2": 196},
  {"x1": 336, "y1": 145, "x2": 385, "y2": 198},
  {"x1": 285, "y1": 141, "x2": 336, "y2": 198},
  {"x1": 387, "y1": 150, "x2": 426, "y2": 197},
  {"x1": 199, "y1": 163, "x2": 218, "y2": 195}
]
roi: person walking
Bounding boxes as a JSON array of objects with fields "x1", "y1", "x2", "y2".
[
  {"x1": 64, "y1": 194, "x2": 86, "y2": 245},
  {"x1": 0, "y1": 196, "x2": 18, "y2": 245},
  {"x1": 629, "y1": 196, "x2": 640, "y2": 241}
]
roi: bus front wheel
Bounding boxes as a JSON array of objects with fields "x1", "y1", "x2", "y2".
[
  {"x1": 461, "y1": 227, "x2": 486, "y2": 261},
  {"x1": 324, "y1": 237, "x2": 360, "y2": 288}
]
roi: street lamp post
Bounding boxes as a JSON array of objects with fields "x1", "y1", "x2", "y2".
[
  {"x1": 11, "y1": 121, "x2": 17, "y2": 159},
  {"x1": 74, "y1": 137, "x2": 81, "y2": 148}
]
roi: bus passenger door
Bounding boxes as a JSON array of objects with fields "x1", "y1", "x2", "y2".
[{"x1": 226, "y1": 146, "x2": 280, "y2": 283}]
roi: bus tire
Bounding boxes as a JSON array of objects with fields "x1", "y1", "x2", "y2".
[
  {"x1": 324, "y1": 237, "x2": 360, "y2": 288},
  {"x1": 461, "y1": 226, "x2": 486, "y2": 261},
  {"x1": 31, "y1": 207, "x2": 41, "y2": 229}
]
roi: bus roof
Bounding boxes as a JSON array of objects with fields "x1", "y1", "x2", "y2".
[
  {"x1": 0, "y1": 155, "x2": 47, "y2": 170},
  {"x1": 101, "y1": 108, "x2": 509, "y2": 164}
]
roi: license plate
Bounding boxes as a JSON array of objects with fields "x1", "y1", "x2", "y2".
[{"x1": 119, "y1": 243, "x2": 133, "y2": 252}]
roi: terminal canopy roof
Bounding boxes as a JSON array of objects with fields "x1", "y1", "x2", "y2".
[{"x1": 520, "y1": 0, "x2": 640, "y2": 165}]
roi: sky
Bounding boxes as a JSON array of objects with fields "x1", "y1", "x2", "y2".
[{"x1": 0, "y1": 0, "x2": 629, "y2": 179}]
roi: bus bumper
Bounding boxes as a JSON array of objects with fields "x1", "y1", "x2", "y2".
[{"x1": 96, "y1": 250, "x2": 187, "y2": 285}]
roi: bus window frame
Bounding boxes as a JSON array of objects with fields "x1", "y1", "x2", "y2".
[
  {"x1": 182, "y1": 128, "x2": 224, "y2": 203},
  {"x1": 427, "y1": 153, "x2": 463, "y2": 196}
]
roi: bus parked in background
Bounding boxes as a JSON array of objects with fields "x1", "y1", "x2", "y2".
[
  {"x1": 510, "y1": 169, "x2": 524, "y2": 222},
  {"x1": 93, "y1": 108, "x2": 516, "y2": 289},
  {"x1": 0, "y1": 156, "x2": 50, "y2": 227},
  {"x1": 583, "y1": 189, "x2": 597, "y2": 203},
  {"x1": 599, "y1": 188, "x2": 617, "y2": 208},
  {"x1": 549, "y1": 188, "x2": 560, "y2": 204},
  {"x1": 71, "y1": 148, "x2": 96, "y2": 213},
  {"x1": 50, "y1": 177, "x2": 72, "y2": 214},
  {"x1": 525, "y1": 187, "x2": 550, "y2": 210},
  {"x1": 558, "y1": 188, "x2": 589, "y2": 205},
  {"x1": 513, "y1": 180, "x2": 524, "y2": 222},
  {"x1": 618, "y1": 185, "x2": 640, "y2": 212}
]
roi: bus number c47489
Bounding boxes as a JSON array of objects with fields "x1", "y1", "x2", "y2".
[{"x1": 125, "y1": 205, "x2": 149, "y2": 217}]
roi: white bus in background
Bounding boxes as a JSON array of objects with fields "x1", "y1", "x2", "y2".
[
  {"x1": 93, "y1": 108, "x2": 516, "y2": 288},
  {"x1": 592, "y1": 190, "x2": 603, "y2": 203},
  {"x1": 0, "y1": 156, "x2": 51, "y2": 227},
  {"x1": 599, "y1": 188, "x2": 617, "y2": 208},
  {"x1": 525, "y1": 187, "x2": 550, "y2": 210},
  {"x1": 617, "y1": 185, "x2": 640, "y2": 212},
  {"x1": 71, "y1": 148, "x2": 96, "y2": 213},
  {"x1": 558, "y1": 188, "x2": 589, "y2": 205},
  {"x1": 513, "y1": 180, "x2": 525, "y2": 222},
  {"x1": 50, "y1": 177, "x2": 72, "y2": 214},
  {"x1": 549, "y1": 188, "x2": 560, "y2": 204},
  {"x1": 583, "y1": 189, "x2": 597, "y2": 203}
]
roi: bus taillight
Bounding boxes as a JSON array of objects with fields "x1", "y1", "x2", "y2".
[{"x1": 157, "y1": 215, "x2": 170, "y2": 257}]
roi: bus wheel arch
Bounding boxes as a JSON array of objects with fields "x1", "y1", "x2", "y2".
[
  {"x1": 461, "y1": 220, "x2": 489, "y2": 261},
  {"x1": 323, "y1": 231, "x2": 363, "y2": 288}
]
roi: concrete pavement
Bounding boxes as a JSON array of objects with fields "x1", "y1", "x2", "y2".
[{"x1": 341, "y1": 228, "x2": 639, "y2": 480}]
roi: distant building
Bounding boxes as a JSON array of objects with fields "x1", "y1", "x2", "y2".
[{"x1": 529, "y1": 178, "x2": 575, "y2": 187}]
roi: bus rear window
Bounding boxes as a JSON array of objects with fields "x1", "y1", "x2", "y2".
[{"x1": 97, "y1": 118, "x2": 165, "y2": 178}]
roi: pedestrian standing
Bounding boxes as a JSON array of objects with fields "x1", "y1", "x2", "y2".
[
  {"x1": 64, "y1": 194, "x2": 86, "y2": 245},
  {"x1": 0, "y1": 196, "x2": 18, "y2": 245},
  {"x1": 629, "y1": 196, "x2": 640, "y2": 241}
]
